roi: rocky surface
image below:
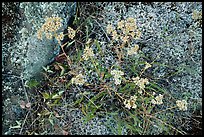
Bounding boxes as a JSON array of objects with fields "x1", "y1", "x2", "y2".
[{"x1": 2, "y1": 2, "x2": 202, "y2": 135}]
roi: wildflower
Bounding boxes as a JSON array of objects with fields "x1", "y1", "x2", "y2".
[
  {"x1": 192, "y1": 10, "x2": 202, "y2": 20},
  {"x1": 124, "y1": 100, "x2": 131, "y2": 109},
  {"x1": 45, "y1": 32, "x2": 53, "y2": 40},
  {"x1": 37, "y1": 16, "x2": 62, "y2": 40},
  {"x1": 71, "y1": 74, "x2": 85, "y2": 85},
  {"x1": 86, "y1": 38, "x2": 92, "y2": 45},
  {"x1": 117, "y1": 20, "x2": 125, "y2": 29},
  {"x1": 124, "y1": 95, "x2": 137, "y2": 109},
  {"x1": 126, "y1": 17, "x2": 136, "y2": 24},
  {"x1": 129, "y1": 31, "x2": 135, "y2": 38},
  {"x1": 127, "y1": 44, "x2": 139, "y2": 55},
  {"x1": 121, "y1": 35, "x2": 129, "y2": 43},
  {"x1": 114, "y1": 78, "x2": 122, "y2": 85},
  {"x1": 130, "y1": 95, "x2": 137, "y2": 101},
  {"x1": 132, "y1": 76, "x2": 149, "y2": 89},
  {"x1": 68, "y1": 27, "x2": 76, "y2": 39},
  {"x1": 125, "y1": 22, "x2": 136, "y2": 32},
  {"x1": 151, "y1": 94, "x2": 163, "y2": 105},
  {"x1": 56, "y1": 32, "x2": 64, "y2": 41},
  {"x1": 106, "y1": 24, "x2": 114, "y2": 34},
  {"x1": 112, "y1": 30, "x2": 119, "y2": 40},
  {"x1": 82, "y1": 46, "x2": 94, "y2": 61},
  {"x1": 138, "y1": 89, "x2": 143, "y2": 94},
  {"x1": 111, "y1": 70, "x2": 124, "y2": 85},
  {"x1": 176, "y1": 100, "x2": 187, "y2": 111},
  {"x1": 37, "y1": 29, "x2": 43, "y2": 40},
  {"x1": 43, "y1": 16, "x2": 62, "y2": 32},
  {"x1": 135, "y1": 30, "x2": 141, "y2": 39},
  {"x1": 144, "y1": 62, "x2": 152, "y2": 70}
]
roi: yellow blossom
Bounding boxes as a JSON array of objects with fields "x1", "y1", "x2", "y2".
[
  {"x1": 111, "y1": 70, "x2": 124, "y2": 85},
  {"x1": 68, "y1": 27, "x2": 76, "y2": 39},
  {"x1": 129, "y1": 31, "x2": 135, "y2": 38},
  {"x1": 124, "y1": 95, "x2": 137, "y2": 109},
  {"x1": 56, "y1": 32, "x2": 64, "y2": 41},
  {"x1": 112, "y1": 30, "x2": 119, "y2": 40},
  {"x1": 151, "y1": 94, "x2": 163, "y2": 105},
  {"x1": 82, "y1": 46, "x2": 94, "y2": 61},
  {"x1": 37, "y1": 29, "x2": 43, "y2": 40},
  {"x1": 144, "y1": 62, "x2": 152, "y2": 70},
  {"x1": 125, "y1": 22, "x2": 136, "y2": 32},
  {"x1": 43, "y1": 16, "x2": 62, "y2": 32},
  {"x1": 106, "y1": 24, "x2": 114, "y2": 34},
  {"x1": 124, "y1": 100, "x2": 131, "y2": 109},
  {"x1": 111, "y1": 70, "x2": 124, "y2": 77},
  {"x1": 192, "y1": 10, "x2": 202, "y2": 20},
  {"x1": 117, "y1": 20, "x2": 125, "y2": 29},
  {"x1": 121, "y1": 35, "x2": 129, "y2": 43},
  {"x1": 37, "y1": 16, "x2": 63, "y2": 40},
  {"x1": 127, "y1": 44, "x2": 139, "y2": 55},
  {"x1": 176, "y1": 100, "x2": 187, "y2": 111},
  {"x1": 135, "y1": 30, "x2": 141, "y2": 39},
  {"x1": 45, "y1": 32, "x2": 53, "y2": 39},
  {"x1": 138, "y1": 89, "x2": 143, "y2": 94},
  {"x1": 126, "y1": 17, "x2": 136, "y2": 24},
  {"x1": 132, "y1": 76, "x2": 149, "y2": 89},
  {"x1": 71, "y1": 74, "x2": 85, "y2": 85}
]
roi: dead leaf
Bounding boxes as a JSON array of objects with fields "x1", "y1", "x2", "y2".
[
  {"x1": 54, "y1": 64, "x2": 60, "y2": 70},
  {"x1": 54, "y1": 111, "x2": 60, "y2": 118},
  {"x1": 26, "y1": 102, "x2": 31, "y2": 108},
  {"x1": 20, "y1": 101, "x2": 26, "y2": 109},
  {"x1": 62, "y1": 130, "x2": 69, "y2": 135}
]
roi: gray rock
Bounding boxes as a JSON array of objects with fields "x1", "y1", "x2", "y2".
[{"x1": 17, "y1": 2, "x2": 76, "y2": 80}]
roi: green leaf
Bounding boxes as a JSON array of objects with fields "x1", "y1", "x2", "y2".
[
  {"x1": 51, "y1": 90, "x2": 64, "y2": 99},
  {"x1": 66, "y1": 40, "x2": 75, "y2": 48},
  {"x1": 9, "y1": 120, "x2": 21, "y2": 129},
  {"x1": 149, "y1": 82, "x2": 167, "y2": 94},
  {"x1": 25, "y1": 79, "x2": 39, "y2": 88},
  {"x1": 65, "y1": 81, "x2": 72, "y2": 89},
  {"x1": 94, "y1": 39, "x2": 101, "y2": 53},
  {"x1": 87, "y1": 91, "x2": 105, "y2": 107},
  {"x1": 104, "y1": 72, "x2": 112, "y2": 79},
  {"x1": 42, "y1": 92, "x2": 50, "y2": 99}
]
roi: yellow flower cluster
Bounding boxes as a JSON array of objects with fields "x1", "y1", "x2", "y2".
[
  {"x1": 127, "y1": 44, "x2": 139, "y2": 55},
  {"x1": 82, "y1": 46, "x2": 94, "y2": 61},
  {"x1": 37, "y1": 16, "x2": 63, "y2": 40},
  {"x1": 151, "y1": 94, "x2": 163, "y2": 105},
  {"x1": 176, "y1": 100, "x2": 187, "y2": 111},
  {"x1": 71, "y1": 74, "x2": 85, "y2": 85},
  {"x1": 132, "y1": 77, "x2": 149, "y2": 89},
  {"x1": 124, "y1": 95, "x2": 137, "y2": 109},
  {"x1": 106, "y1": 24, "x2": 114, "y2": 34},
  {"x1": 67, "y1": 27, "x2": 76, "y2": 39},
  {"x1": 56, "y1": 32, "x2": 64, "y2": 42},
  {"x1": 192, "y1": 10, "x2": 202, "y2": 20},
  {"x1": 144, "y1": 62, "x2": 152, "y2": 70},
  {"x1": 111, "y1": 70, "x2": 124, "y2": 85},
  {"x1": 106, "y1": 17, "x2": 141, "y2": 42}
]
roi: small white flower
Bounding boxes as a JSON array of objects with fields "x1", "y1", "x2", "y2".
[
  {"x1": 176, "y1": 100, "x2": 187, "y2": 111},
  {"x1": 127, "y1": 44, "x2": 139, "y2": 55},
  {"x1": 82, "y1": 46, "x2": 94, "y2": 61},
  {"x1": 111, "y1": 70, "x2": 124, "y2": 85},
  {"x1": 71, "y1": 74, "x2": 85, "y2": 85},
  {"x1": 151, "y1": 94, "x2": 163, "y2": 105},
  {"x1": 144, "y1": 62, "x2": 152, "y2": 70}
]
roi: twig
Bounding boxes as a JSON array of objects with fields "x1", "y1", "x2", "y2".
[
  {"x1": 19, "y1": 111, "x2": 30, "y2": 134},
  {"x1": 76, "y1": 86, "x2": 99, "y2": 109},
  {"x1": 94, "y1": 19, "x2": 111, "y2": 43},
  {"x1": 21, "y1": 78, "x2": 30, "y2": 103},
  {"x1": 146, "y1": 114, "x2": 187, "y2": 135}
]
